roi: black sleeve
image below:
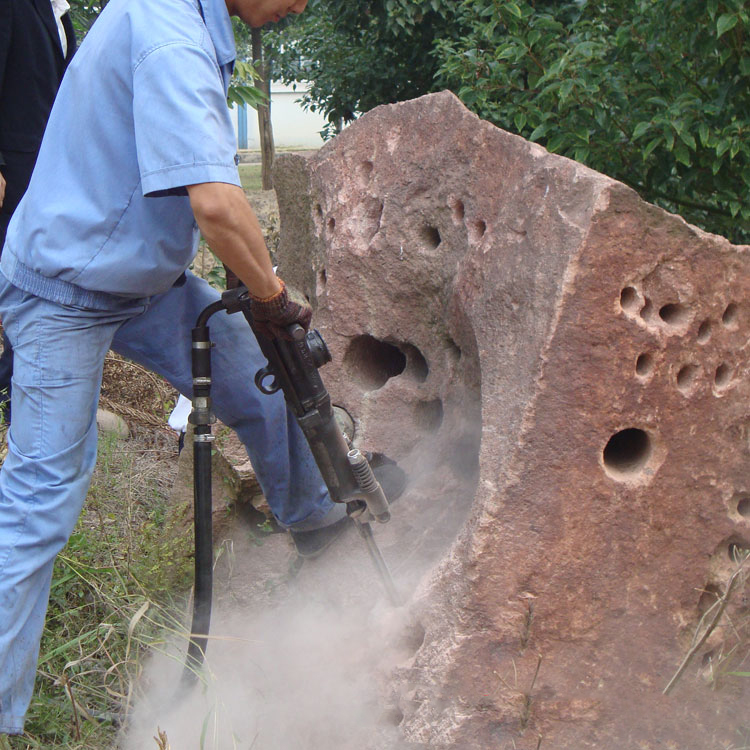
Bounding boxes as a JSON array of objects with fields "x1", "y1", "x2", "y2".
[{"x1": 0, "y1": 0, "x2": 11, "y2": 168}]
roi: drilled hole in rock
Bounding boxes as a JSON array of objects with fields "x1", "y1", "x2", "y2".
[
  {"x1": 383, "y1": 706, "x2": 404, "y2": 727},
  {"x1": 722, "y1": 302, "x2": 739, "y2": 328},
  {"x1": 659, "y1": 302, "x2": 689, "y2": 326},
  {"x1": 400, "y1": 343, "x2": 428, "y2": 382},
  {"x1": 635, "y1": 353, "x2": 654, "y2": 377},
  {"x1": 473, "y1": 219, "x2": 487, "y2": 238},
  {"x1": 602, "y1": 428, "x2": 652, "y2": 478},
  {"x1": 315, "y1": 204, "x2": 324, "y2": 219},
  {"x1": 319, "y1": 268, "x2": 327, "y2": 286},
  {"x1": 447, "y1": 338, "x2": 462, "y2": 363},
  {"x1": 420, "y1": 224, "x2": 441, "y2": 250},
  {"x1": 451, "y1": 198, "x2": 465, "y2": 222},
  {"x1": 327, "y1": 217, "x2": 336, "y2": 232},
  {"x1": 714, "y1": 363, "x2": 733, "y2": 389},
  {"x1": 676, "y1": 363, "x2": 700, "y2": 393},
  {"x1": 728, "y1": 540, "x2": 750, "y2": 563},
  {"x1": 698, "y1": 584, "x2": 723, "y2": 616},
  {"x1": 402, "y1": 622, "x2": 427, "y2": 653},
  {"x1": 358, "y1": 160, "x2": 374, "y2": 185},
  {"x1": 620, "y1": 286, "x2": 639, "y2": 313},
  {"x1": 737, "y1": 498, "x2": 750, "y2": 518},
  {"x1": 697, "y1": 319, "x2": 712, "y2": 343},
  {"x1": 415, "y1": 399, "x2": 444, "y2": 433},
  {"x1": 343, "y1": 335, "x2": 406, "y2": 390}
]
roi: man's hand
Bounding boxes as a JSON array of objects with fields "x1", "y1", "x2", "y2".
[
  {"x1": 250, "y1": 279, "x2": 312, "y2": 340},
  {"x1": 0, "y1": 172, "x2": 6, "y2": 208}
]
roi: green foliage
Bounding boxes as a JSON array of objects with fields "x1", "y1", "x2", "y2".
[
  {"x1": 67, "y1": 0, "x2": 108, "y2": 35},
  {"x1": 226, "y1": 60, "x2": 268, "y2": 110},
  {"x1": 435, "y1": 0, "x2": 750, "y2": 241}
]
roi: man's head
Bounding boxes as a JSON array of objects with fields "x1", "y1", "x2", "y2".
[{"x1": 225, "y1": 0, "x2": 308, "y2": 27}]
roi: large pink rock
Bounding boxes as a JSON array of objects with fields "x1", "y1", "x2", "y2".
[{"x1": 273, "y1": 91, "x2": 750, "y2": 748}]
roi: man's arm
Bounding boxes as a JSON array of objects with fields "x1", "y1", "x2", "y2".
[{"x1": 186, "y1": 181, "x2": 281, "y2": 299}]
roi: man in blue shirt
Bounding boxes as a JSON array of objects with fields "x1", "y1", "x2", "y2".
[{"x1": 0, "y1": 0, "x2": 368, "y2": 735}]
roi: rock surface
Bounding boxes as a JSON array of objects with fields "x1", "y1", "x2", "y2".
[{"x1": 268, "y1": 91, "x2": 750, "y2": 749}]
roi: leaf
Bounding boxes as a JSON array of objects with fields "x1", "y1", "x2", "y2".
[
  {"x1": 679, "y1": 131, "x2": 697, "y2": 151},
  {"x1": 547, "y1": 133, "x2": 566, "y2": 152},
  {"x1": 632, "y1": 121, "x2": 651, "y2": 139},
  {"x1": 505, "y1": 2, "x2": 523, "y2": 19},
  {"x1": 674, "y1": 142, "x2": 691, "y2": 166},
  {"x1": 698, "y1": 122, "x2": 710, "y2": 146},
  {"x1": 573, "y1": 145, "x2": 590, "y2": 162},
  {"x1": 529, "y1": 123, "x2": 549, "y2": 142},
  {"x1": 514, "y1": 112, "x2": 527, "y2": 131},
  {"x1": 717, "y1": 13, "x2": 738, "y2": 38},
  {"x1": 730, "y1": 201, "x2": 741, "y2": 217},
  {"x1": 664, "y1": 128, "x2": 675, "y2": 151}
]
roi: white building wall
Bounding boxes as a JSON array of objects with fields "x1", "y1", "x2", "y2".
[{"x1": 228, "y1": 81, "x2": 327, "y2": 150}]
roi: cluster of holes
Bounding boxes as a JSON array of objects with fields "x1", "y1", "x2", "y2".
[
  {"x1": 447, "y1": 196, "x2": 487, "y2": 243},
  {"x1": 621, "y1": 286, "x2": 741, "y2": 397}
]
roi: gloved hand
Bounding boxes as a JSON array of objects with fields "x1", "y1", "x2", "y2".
[{"x1": 250, "y1": 278, "x2": 312, "y2": 340}]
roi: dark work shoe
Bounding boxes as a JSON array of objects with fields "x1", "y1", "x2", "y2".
[
  {"x1": 290, "y1": 462, "x2": 408, "y2": 559},
  {"x1": 290, "y1": 514, "x2": 351, "y2": 559}
]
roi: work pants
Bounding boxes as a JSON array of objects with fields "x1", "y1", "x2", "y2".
[{"x1": 0, "y1": 271, "x2": 331, "y2": 733}]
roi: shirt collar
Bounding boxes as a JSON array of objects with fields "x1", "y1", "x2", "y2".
[
  {"x1": 49, "y1": 0, "x2": 70, "y2": 22},
  {"x1": 197, "y1": 0, "x2": 236, "y2": 68}
]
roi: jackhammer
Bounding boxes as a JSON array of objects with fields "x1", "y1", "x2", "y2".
[{"x1": 182, "y1": 285, "x2": 400, "y2": 681}]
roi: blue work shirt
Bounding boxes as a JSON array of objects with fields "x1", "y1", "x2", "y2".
[{"x1": 1, "y1": 0, "x2": 240, "y2": 308}]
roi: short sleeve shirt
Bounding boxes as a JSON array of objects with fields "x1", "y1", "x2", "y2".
[{"x1": 1, "y1": 0, "x2": 240, "y2": 306}]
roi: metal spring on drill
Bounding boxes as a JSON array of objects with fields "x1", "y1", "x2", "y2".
[{"x1": 347, "y1": 448, "x2": 379, "y2": 492}]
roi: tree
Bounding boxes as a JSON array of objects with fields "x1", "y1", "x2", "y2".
[
  {"x1": 252, "y1": 28, "x2": 275, "y2": 190},
  {"x1": 266, "y1": 0, "x2": 455, "y2": 135},
  {"x1": 271, "y1": 0, "x2": 750, "y2": 243}
]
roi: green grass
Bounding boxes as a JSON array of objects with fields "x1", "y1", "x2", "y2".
[
  {"x1": 238, "y1": 163, "x2": 262, "y2": 192},
  {"x1": 5, "y1": 431, "x2": 192, "y2": 749}
]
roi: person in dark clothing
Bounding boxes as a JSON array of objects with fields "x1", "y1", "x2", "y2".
[{"x1": 0, "y1": 0, "x2": 77, "y2": 421}]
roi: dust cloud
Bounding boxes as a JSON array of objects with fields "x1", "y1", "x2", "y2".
[{"x1": 120, "y1": 546, "x2": 418, "y2": 750}]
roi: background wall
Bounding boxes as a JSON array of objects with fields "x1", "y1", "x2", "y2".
[{"x1": 229, "y1": 81, "x2": 327, "y2": 151}]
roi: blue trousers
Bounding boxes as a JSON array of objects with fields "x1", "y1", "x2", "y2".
[{"x1": 0, "y1": 272, "x2": 332, "y2": 733}]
